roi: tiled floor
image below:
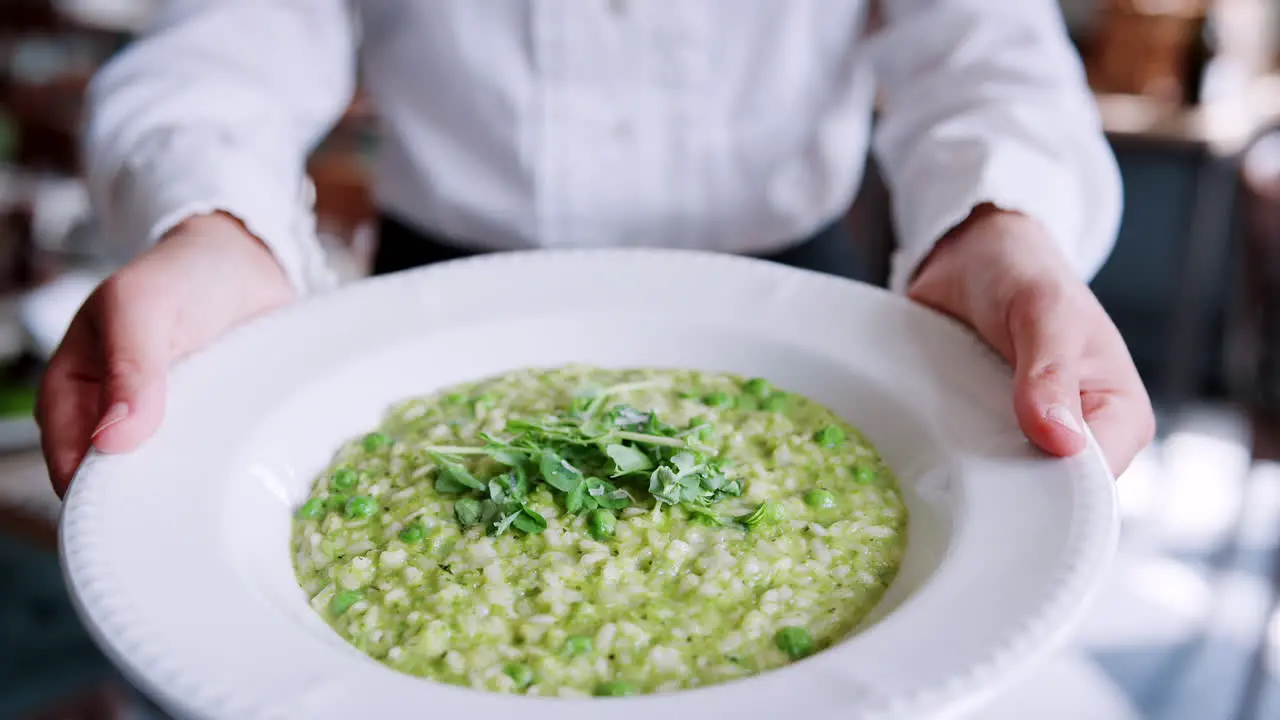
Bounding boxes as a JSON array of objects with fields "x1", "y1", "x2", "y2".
[{"x1": 2, "y1": 403, "x2": 1278, "y2": 719}]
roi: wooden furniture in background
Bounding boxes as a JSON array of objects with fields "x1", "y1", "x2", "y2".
[{"x1": 1087, "y1": 0, "x2": 1210, "y2": 104}]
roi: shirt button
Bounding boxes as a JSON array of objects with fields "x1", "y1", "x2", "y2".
[
  {"x1": 612, "y1": 121, "x2": 634, "y2": 142},
  {"x1": 609, "y1": 0, "x2": 628, "y2": 16}
]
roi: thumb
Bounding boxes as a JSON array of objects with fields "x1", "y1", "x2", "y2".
[
  {"x1": 1008, "y1": 288, "x2": 1088, "y2": 458},
  {"x1": 90, "y1": 283, "x2": 170, "y2": 453}
]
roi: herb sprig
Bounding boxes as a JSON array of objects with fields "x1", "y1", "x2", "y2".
[{"x1": 422, "y1": 384, "x2": 743, "y2": 537}]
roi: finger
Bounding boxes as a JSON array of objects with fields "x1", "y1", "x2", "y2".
[
  {"x1": 1081, "y1": 383, "x2": 1156, "y2": 478},
  {"x1": 1008, "y1": 287, "x2": 1088, "y2": 458},
  {"x1": 90, "y1": 278, "x2": 169, "y2": 453},
  {"x1": 37, "y1": 314, "x2": 102, "y2": 496}
]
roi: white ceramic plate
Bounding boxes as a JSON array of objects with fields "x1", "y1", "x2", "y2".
[{"x1": 59, "y1": 250, "x2": 1118, "y2": 720}]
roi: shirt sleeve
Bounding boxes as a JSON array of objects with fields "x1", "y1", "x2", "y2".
[
  {"x1": 82, "y1": 0, "x2": 358, "y2": 294},
  {"x1": 869, "y1": 0, "x2": 1122, "y2": 293}
]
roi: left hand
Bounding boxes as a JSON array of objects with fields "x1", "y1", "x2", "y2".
[{"x1": 908, "y1": 205, "x2": 1154, "y2": 477}]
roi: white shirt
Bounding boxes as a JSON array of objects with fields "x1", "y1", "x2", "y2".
[{"x1": 83, "y1": 0, "x2": 1121, "y2": 295}]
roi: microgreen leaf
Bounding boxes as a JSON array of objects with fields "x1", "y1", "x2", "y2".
[
  {"x1": 682, "y1": 483, "x2": 707, "y2": 502},
  {"x1": 488, "y1": 478, "x2": 509, "y2": 506},
  {"x1": 538, "y1": 451, "x2": 584, "y2": 492},
  {"x1": 487, "y1": 447, "x2": 531, "y2": 468},
  {"x1": 598, "y1": 489, "x2": 632, "y2": 511},
  {"x1": 512, "y1": 507, "x2": 547, "y2": 534},
  {"x1": 610, "y1": 406, "x2": 651, "y2": 429},
  {"x1": 682, "y1": 503, "x2": 725, "y2": 526},
  {"x1": 605, "y1": 444, "x2": 653, "y2": 476},
  {"x1": 423, "y1": 382, "x2": 754, "y2": 536},
  {"x1": 492, "y1": 511, "x2": 520, "y2": 536},
  {"x1": 649, "y1": 466, "x2": 683, "y2": 506},
  {"x1": 565, "y1": 482, "x2": 587, "y2": 514},
  {"x1": 455, "y1": 497, "x2": 483, "y2": 526},
  {"x1": 739, "y1": 501, "x2": 783, "y2": 529},
  {"x1": 435, "y1": 472, "x2": 473, "y2": 494},
  {"x1": 670, "y1": 451, "x2": 698, "y2": 475},
  {"x1": 429, "y1": 452, "x2": 485, "y2": 492},
  {"x1": 479, "y1": 499, "x2": 501, "y2": 527}
]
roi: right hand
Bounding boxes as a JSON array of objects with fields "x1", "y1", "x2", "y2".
[{"x1": 38, "y1": 212, "x2": 296, "y2": 496}]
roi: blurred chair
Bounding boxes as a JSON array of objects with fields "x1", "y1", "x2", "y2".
[{"x1": 1239, "y1": 123, "x2": 1280, "y2": 457}]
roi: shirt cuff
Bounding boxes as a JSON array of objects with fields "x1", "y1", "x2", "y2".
[
  {"x1": 886, "y1": 138, "x2": 1119, "y2": 294},
  {"x1": 106, "y1": 127, "x2": 338, "y2": 295}
]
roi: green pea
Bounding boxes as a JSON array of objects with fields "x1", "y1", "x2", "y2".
[
  {"x1": 804, "y1": 489, "x2": 837, "y2": 509},
  {"x1": 330, "y1": 468, "x2": 358, "y2": 492},
  {"x1": 742, "y1": 378, "x2": 772, "y2": 397},
  {"x1": 297, "y1": 498, "x2": 326, "y2": 520},
  {"x1": 398, "y1": 524, "x2": 426, "y2": 543},
  {"x1": 445, "y1": 392, "x2": 468, "y2": 404},
  {"x1": 362, "y1": 432, "x2": 390, "y2": 452},
  {"x1": 344, "y1": 495, "x2": 377, "y2": 520},
  {"x1": 594, "y1": 680, "x2": 636, "y2": 697},
  {"x1": 564, "y1": 634, "x2": 593, "y2": 657},
  {"x1": 326, "y1": 493, "x2": 349, "y2": 512},
  {"x1": 455, "y1": 497, "x2": 484, "y2": 526},
  {"x1": 815, "y1": 425, "x2": 845, "y2": 447},
  {"x1": 775, "y1": 626, "x2": 812, "y2": 660},
  {"x1": 588, "y1": 509, "x2": 616, "y2": 541},
  {"x1": 761, "y1": 393, "x2": 789, "y2": 412},
  {"x1": 503, "y1": 662, "x2": 535, "y2": 689},
  {"x1": 702, "y1": 392, "x2": 734, "y2": 409},
  {"x1": 853, "y1": 465, "x2": 877, "y2": 484},
  {"x1": 330, "y1": 589, "x2": 362, "y2": 615}
]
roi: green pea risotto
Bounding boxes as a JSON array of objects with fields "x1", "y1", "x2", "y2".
[{"x1": 291, "y1": 366, "x2": 907, "y2": 697}]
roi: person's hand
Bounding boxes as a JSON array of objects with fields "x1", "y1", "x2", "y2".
[
  {"x1": 37, "y1": 212, "x2": 295, "y2": 495},
  {"x1": 908, "y1": 205, "x2": 1154, "y2": 476}
]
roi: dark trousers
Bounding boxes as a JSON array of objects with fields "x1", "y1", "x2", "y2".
[{"x1": 373, "y1": 214, "x2": 873, "y2": 282}]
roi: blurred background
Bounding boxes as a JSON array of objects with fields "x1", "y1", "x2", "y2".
[{"x1": 2, "y1": 0, "x2": 1280, "y2": 717}]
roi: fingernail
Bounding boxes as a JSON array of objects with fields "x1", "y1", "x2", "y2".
[
  {"x1": 91, "y1": 402, "x2": 129, "y2": 439},
  {"x1": 1044, "y1": 404, "x2": 1082, "y2": 436}
]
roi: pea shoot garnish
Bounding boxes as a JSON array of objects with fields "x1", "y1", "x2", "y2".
[
  {"x1": 738, "y1": 501, "x2": 783, "y2": 530},
  {"x1": 454, "y1": 497, "x2": 484, "y2": 526},
  {"x1": 420, "y1": 382, "x2": 746, "y2": 537}
]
